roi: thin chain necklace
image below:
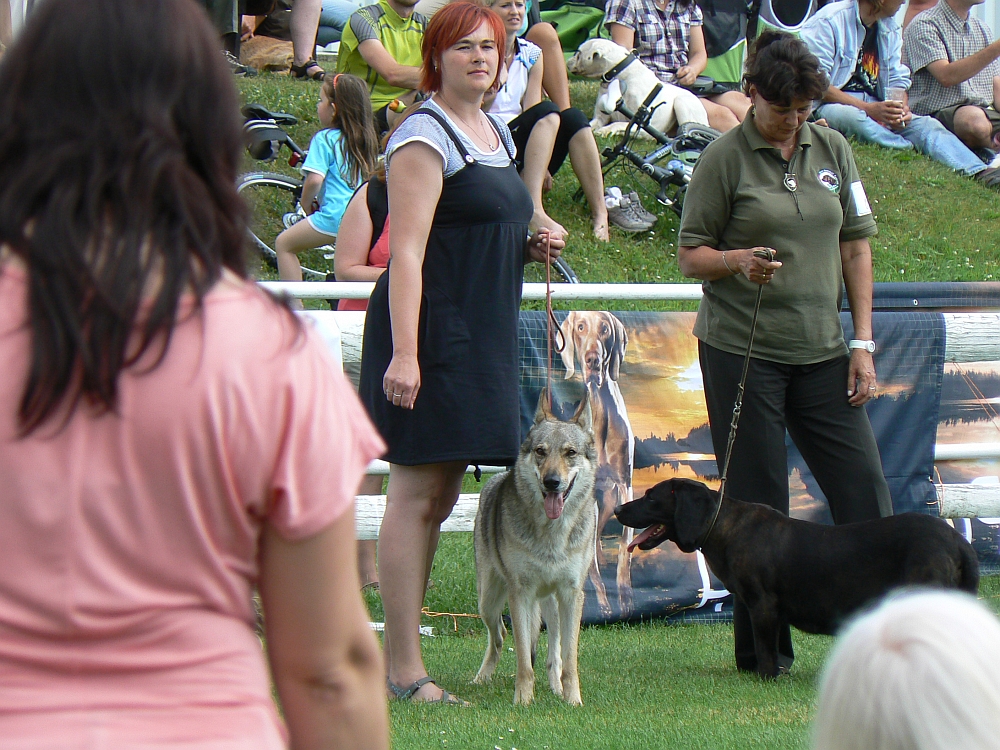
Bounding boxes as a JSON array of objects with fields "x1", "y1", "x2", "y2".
[{"x1": 435, "y1": 93, "x2": 497, "y2": 150}]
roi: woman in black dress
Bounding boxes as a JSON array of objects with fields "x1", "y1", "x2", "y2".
[{"x1": 359, "y1": 1, "x2": 565, "y2": 705}]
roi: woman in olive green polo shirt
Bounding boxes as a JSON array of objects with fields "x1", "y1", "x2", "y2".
[{"x1": 678, "y1": 30, "x2": 894, "y2": 677}]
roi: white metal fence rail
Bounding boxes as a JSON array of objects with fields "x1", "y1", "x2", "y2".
[{"x1": 276, "y1": 282, "x2": 1000, "y2": 531}]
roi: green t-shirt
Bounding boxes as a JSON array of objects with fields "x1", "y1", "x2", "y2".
[
  {"x1": 678, "y1": 116, "x2": 877, "y2": 365},
  {"x1": 338, "y1": 0, "x2": 427, "y2": 110}
]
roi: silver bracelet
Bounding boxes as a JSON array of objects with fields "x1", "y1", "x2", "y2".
[{"x1": 721, "y1": 251, "x2": 735, "y2": 275}]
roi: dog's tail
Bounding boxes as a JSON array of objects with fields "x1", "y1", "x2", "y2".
[{"x1": 958, "y1": 536, "x2": 981, "y2": 594}]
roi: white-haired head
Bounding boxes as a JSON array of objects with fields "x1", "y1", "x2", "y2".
[{"x1": 813, "y1": 588, "x2": 1000, "y2": 750}]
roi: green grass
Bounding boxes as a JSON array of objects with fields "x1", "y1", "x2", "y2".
[
  {"x1": 369, "y1": 534, "x2": 1000, "y2": 750},
  {"x1": 237, "y1": 75, "x2": 1000, "y2": 311},
  {"x1": 238, "y1": 75, "x2": 1000, "y2": 748}
]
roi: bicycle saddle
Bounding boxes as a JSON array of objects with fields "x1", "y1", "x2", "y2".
[
  {"x1": 676, "y1": 121, "x2": 722, "y2": 139},
  {"x1": 244, "y1": 119, "x2": 293, "y2": 161},
  {"x1": 241, "y1": 103, "x2": 298, "y2": 126},
  {"x1": 680, "y1": 76, "x2": 731, "y2": 98}
]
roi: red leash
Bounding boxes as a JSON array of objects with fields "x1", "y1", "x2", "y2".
[{"x1": 543, "y1": 232, "x2": 564, "y2": 412}]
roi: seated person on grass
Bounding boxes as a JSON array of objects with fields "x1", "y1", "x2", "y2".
[
  {"x1": 415, "y1": 0, "x2": 573, "y2": 110},
  {"x1": 338, "y1": 0, "x2": 427, "y2": 133},
  {"x1": 604, "y1": 0, "x2": 751, "y2": 132},
  {"x1": 903, "y1": 0, "x2": 1000, "y2": 160},
  {"x1": 801, "y1": 0, "x2": 1000, "y2": 187},
  {"x1": 482, "y1": 0, "x2": 610, "y2": 240}
]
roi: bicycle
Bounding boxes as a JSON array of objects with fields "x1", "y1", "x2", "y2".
[
  {"x1": 237, "y1": 105, "x2": 335, "y2": 281},
  {"x1": 598, "y1": 82, "x2": 720, "y2": 218},
  {"x1": 237, "y1": 104, "x2": 580, "y2": 284}
]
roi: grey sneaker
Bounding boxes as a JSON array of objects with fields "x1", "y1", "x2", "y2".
[
  {"x1": 974, "y1": 166, "x2": 1000, "y2": 189},
  {"x1": 224, "y1": 50, "x2": 257, "y2": 77},
  {"x1": 609, "y1": 196, "x2": 652, "y2": 232},
  {"x1": 627, "y1": 191, "x2": 658, "y2": 226}
]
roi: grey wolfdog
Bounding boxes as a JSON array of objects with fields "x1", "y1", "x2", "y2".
[{"x1": 473, "y1": 393, "x2": 598, "y2": 706}]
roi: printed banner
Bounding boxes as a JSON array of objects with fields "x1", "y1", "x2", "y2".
[{"x1": 517, "y1": 311, "x2": 951, "y2": 624}]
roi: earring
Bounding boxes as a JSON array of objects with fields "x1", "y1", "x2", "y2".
[{"x1": 749, "y1": 104, "x2": 755, "y2": 117}]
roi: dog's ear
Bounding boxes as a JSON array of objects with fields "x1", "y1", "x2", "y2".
[
  {"x1": 559, "y1": 312, "x2": 577, "y2": 379},
  {"x1": 672, "y1": 479, "x2": 715, "y2": 553},
  {"x1": 570, "y1": 394, "x2": 594, "y2": 435},
  {"x1": 606, "y1": 314, "x2": 628, "y2": 381},
  {"x1": 534, "y1": 389, "x2": 556, "y2": 424}
]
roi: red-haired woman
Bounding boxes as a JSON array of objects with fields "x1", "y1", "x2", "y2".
[{"x1": 358, "y1": 1, "x2": 565, "y2": 705}]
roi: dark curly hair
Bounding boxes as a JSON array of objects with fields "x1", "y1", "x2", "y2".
[
  {"x1": 742, "y1": 29, "x2": 828, "y2": 106},
  {"x1": 0, "y1": 0, "x2": 254, "y2": 434}
]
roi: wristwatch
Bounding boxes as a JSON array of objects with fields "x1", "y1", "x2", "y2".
[{"x1": 848, "y1": 339, "x2": 876, "y2": 353}]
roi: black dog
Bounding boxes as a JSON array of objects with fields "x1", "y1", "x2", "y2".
[{"x1": 615, "y1": 477, "x2": 980, "y2": 678}]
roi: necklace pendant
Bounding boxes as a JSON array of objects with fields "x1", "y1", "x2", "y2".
[{"x1": 784, "y1": 172, "x2": 797, "y2": 192}]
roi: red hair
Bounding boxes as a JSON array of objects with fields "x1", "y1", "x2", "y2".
[{"x1": 420, "y1": 2, "x2": 507, "y2": 93}]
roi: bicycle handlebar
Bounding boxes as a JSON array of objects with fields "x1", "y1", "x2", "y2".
[
  {"x1": 614, "y1": 99, "x2": 671, "y2": 146},
  {"x1": 641, "y1": 83, "x2": 662, "y2": 109}
]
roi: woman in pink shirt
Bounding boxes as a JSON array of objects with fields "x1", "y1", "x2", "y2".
[{"x1": 0, "y1": 1, "x2": 388, "y2": 748}]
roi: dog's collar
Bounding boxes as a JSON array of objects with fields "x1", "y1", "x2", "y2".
[
  {"x1": 695, "y1": 489, "x2": 724, "y2": 550},
  {"x1": 602, "y1": 52, "x2": 638, "y2": 84}
]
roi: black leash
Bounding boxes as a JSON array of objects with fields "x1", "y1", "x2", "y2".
[{"x1": 696, "y1": 248, "x2": 774, "y2": 549}]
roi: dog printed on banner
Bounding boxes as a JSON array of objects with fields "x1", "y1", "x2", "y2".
[{"x1": 558, "y1": 312, "x2": 637, "y2": 617}]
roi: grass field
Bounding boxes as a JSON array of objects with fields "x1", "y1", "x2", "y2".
[
  {"x1": 370, "y1": 537, "x2": 1000, "y2": 750},
  {"x1": 237, "y1": 75, "x2": 1000, "y2": 748},
  {"x1": 238, "y1": 75, "x2": 1000, "y2": 306}
]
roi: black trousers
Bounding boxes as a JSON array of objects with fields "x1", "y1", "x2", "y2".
[
  {"x1": 699, "y1": 342, "x2": 893, "y2": 671},
  {"x1": 508, "y1": 101, "x2": 590, "y2": 177}
]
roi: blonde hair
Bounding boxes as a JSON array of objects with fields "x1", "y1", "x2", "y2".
[{"x1": 813, "y1": 589, "x2": 1000, "y2": 750}]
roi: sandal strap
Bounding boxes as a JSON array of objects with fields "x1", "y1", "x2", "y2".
[
  {"x1": 387, "y1": 675, "x2": 436, "y2": 700},
  {"x1": 290, "y1": 58, "x2": 325, "y2": 78},
  {"x1": 438, "y1": 689, "x2": 468, "y2": 706}
]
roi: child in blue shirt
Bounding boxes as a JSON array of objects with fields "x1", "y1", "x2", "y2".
[{"x1": 275, "y1": 73, "x2": 379, "y2": 283}]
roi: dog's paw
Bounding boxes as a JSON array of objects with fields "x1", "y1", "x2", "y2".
[
  {"x1": 594, "y1": 122, "x2": 629, "y2": 138},
  {"x1": 562, "y1": 688, "x2": 583, "y2": 706},
  {"x1": 547, "y1": 666, "x2": 563, "y2": 696},
  {"x1": 617, "y1": 586, "x2": 634, "y2": 617}
]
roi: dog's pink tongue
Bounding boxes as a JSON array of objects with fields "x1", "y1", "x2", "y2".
[
  {"x1": 544, "y1": 492, "x2": 565, "y2": 519},
  {"x1": 628, "y1": 524, "x2": 663, "y2": 552}
]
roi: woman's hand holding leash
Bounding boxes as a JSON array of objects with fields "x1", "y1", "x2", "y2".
[
  {"x1": 730, "y1": 247, "x2": 781, "y2": 284},
  {"x1": 847, "y1": 349, "x2": 877, "y2": 407},
  {"x1": 526, "y1": 228, "x2": 566, "y2": 264},
  {"x1": 384, "y1": 352, "x2": 420, "y2": 410}
]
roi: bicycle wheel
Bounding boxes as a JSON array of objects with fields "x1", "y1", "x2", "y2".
[
  {"x1": 236, "y1": 171, "x2": 333, "y2": 280},
  {"x1": 522, "y1": 254, "x2": 580, "y2": 284}
]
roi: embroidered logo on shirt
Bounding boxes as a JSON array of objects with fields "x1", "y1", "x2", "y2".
[{"x1": 817, "y1": 169, "x2": 841, "y2": 194}]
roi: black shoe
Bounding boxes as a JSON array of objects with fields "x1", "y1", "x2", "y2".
[
  {"x1": 290, "y1": 57, "x2": 326, "y2": 81},
  {"x1": 974, "y1": 166, "x2": 1000, "y2": 188}
]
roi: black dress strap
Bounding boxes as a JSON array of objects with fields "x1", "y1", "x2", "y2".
[{"x1": 409, "y1": 106, "x2": 473, "y2": 163}]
